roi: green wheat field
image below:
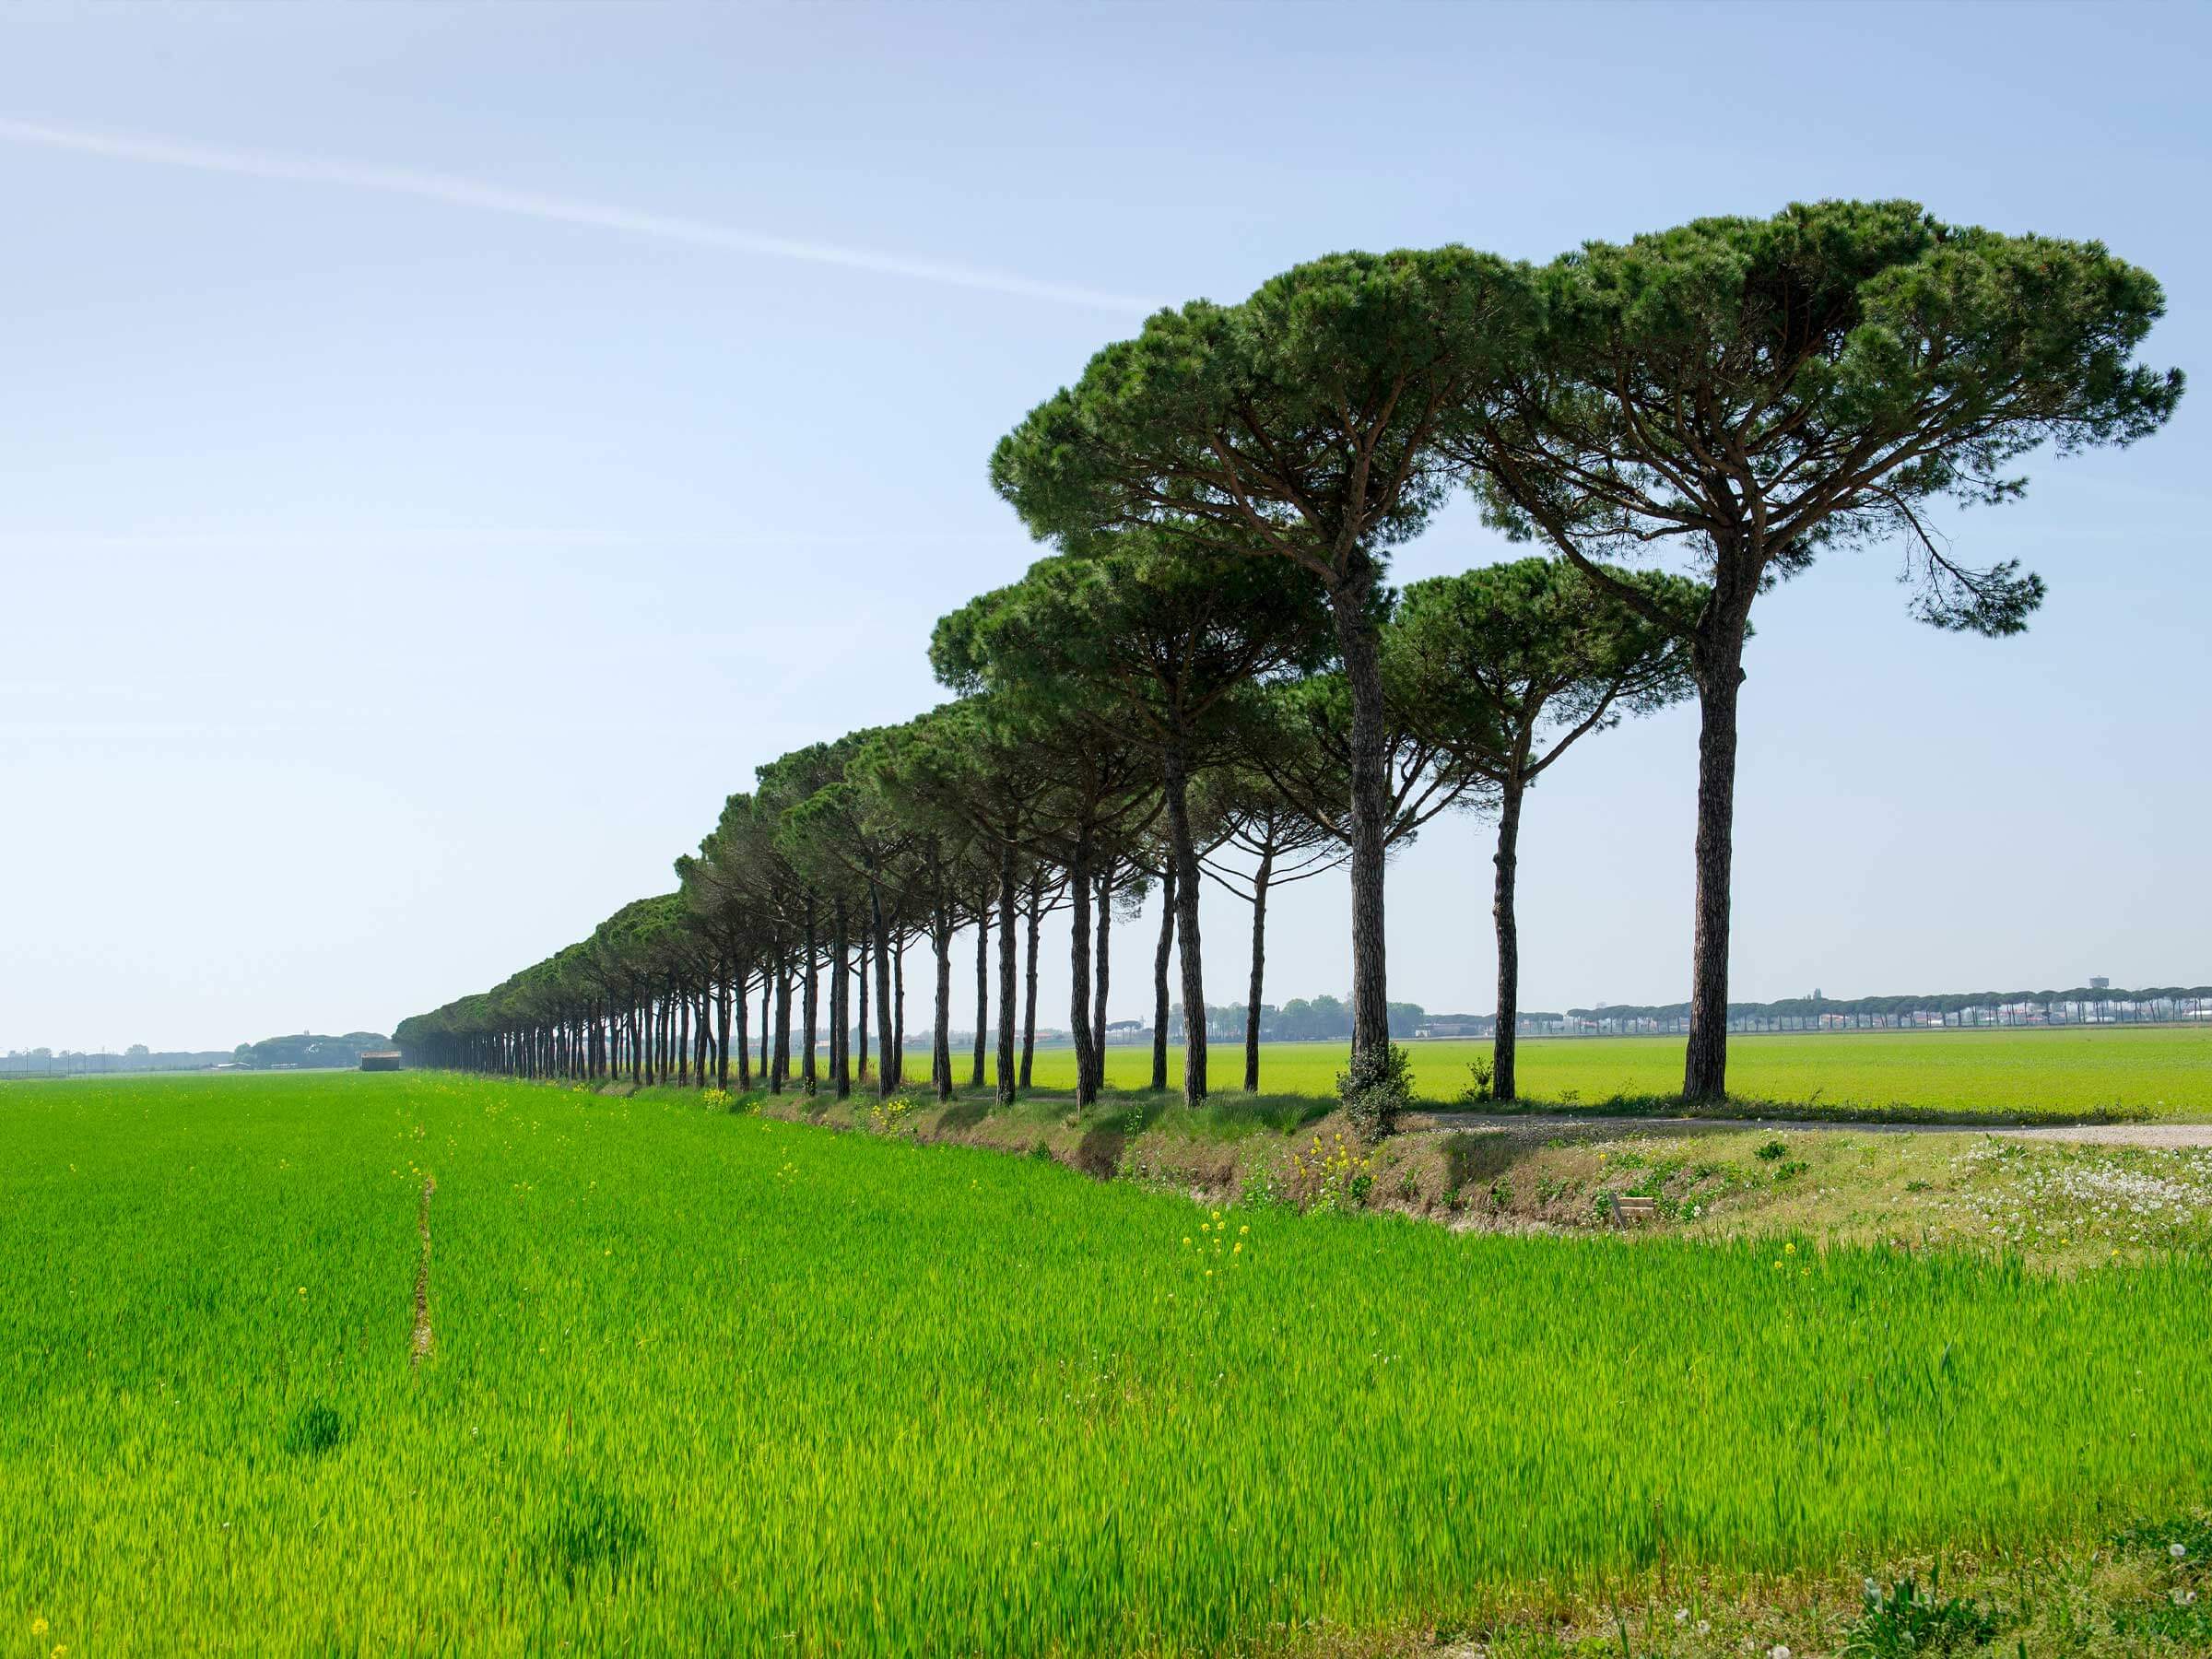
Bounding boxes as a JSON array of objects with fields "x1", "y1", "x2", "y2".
[
  {"x1": 1030, "y1": 1026, "x2": 2212, "y2": 1119},
  {"x1": 5, "y1": 1070, "x2": 2209, "y2": 1653}
]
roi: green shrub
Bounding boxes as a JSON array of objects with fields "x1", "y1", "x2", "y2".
[
  {"x1": 1337, "y1": 1043, "x2": 1414, "y2": 1143},
  {"x1": 1463, "y1": 1055, "x2": 1494, "y2": 1104},
  {"x1": 2113, "y1": 1512, "x2": 2212, "y2": 1561},
  {"x1": 1841, "y1": 1574, "x2": 1998, "y2": 1657}
]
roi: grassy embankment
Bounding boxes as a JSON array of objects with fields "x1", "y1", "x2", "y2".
[{"x1": 6, "y1": 1071, "x2": 2207, "y2": 1655}]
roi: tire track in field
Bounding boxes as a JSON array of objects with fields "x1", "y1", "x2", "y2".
[{"x1": 411, "y1": 1174, "x2": 436, "y2": 1367}]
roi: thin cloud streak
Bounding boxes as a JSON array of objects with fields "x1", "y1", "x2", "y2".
[{"x1": 0, "y1": 116, "x2": 1157, "y2": 313}]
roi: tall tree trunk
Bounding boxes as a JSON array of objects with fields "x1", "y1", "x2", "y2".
[
  {"x1": 856, "y1": 934, "x2": 870, "y2": 1083},
  {"x1": 717, "y1": 977, "x2": 733, "y2": 1091},
  {"x1": 932, "y1": 905, "x2": 953, "y2": 1101},
  {"x1": 1150, "y1": 860, "x2": 1176, "y2": 1090},
  {"x1": 1067, "y1": 830, "x2": 1097, "y2": 1112},
  {"x1": 995, "y1": 845, "x2": 1018, "y2": 1104},
  {"x1": 831, "y1": 901, "x2": 851, "y2": 1099},
  {"x1": 678, "y1": 994, "x2": 691, "y2": 1087},
  {"x1": 871, "y1": 886, "x2": 896, "y2": 1100},
  {"x1": 758, "y1": 972, "x2": 770, "y2": 1079},
  {"x1": 802, "y1": 898, "x2": 819, "y2": 1094},
  {"x1": 1019, "y1": 875, "x2": 1041, "y2": 1088},
  {"x1": 1683, "y1": 618, "x2": 1748, "y2": 1102},
  {"x1": 1245, "y1": 841, "x2": 1273, "y2": 1093},
  {"x1": 1491, "y1": 776, "x2": 1524, "y2": 1103},
  {"x1": 972, "y1": 897, "x2": 990, "y2": 1086},
  {"x1": 1161, "y1": 745, "x2": 1208, "y2": 1104},
  {"x1": 1091, "y1": 859, "x2": 1112, "y2": 1098},
  {"x1": 771, "y1": 958, "x2": 791, "y2": 1093},
  {"x1": 735, "y1": 969, "x2": 752, "y2": 1089},
  {"x1": 1330, "y1": 574, "x2": 1392, "y2": 1063},
  {"x1": 892, "y1": 932, "x2": 906, "y2": 1088}
]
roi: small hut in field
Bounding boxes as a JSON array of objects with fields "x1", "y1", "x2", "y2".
[{"x1": 359, "y1": 1051, "x2": 404, "y2": 1072}]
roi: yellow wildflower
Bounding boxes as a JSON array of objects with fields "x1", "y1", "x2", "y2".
[{"x1": 31, "y1": 1618, "x2": 48, "y2": 1638}]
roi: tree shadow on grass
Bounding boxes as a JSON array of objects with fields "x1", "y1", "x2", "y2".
[
  {"x1": 533, "y1": 1475, "x2": 653, "y2": 1593},
  {"x1": 1051, "y1": 1087, "x2": 1339, "y2": 1141},
  {"x1": 935, "y1": 1100, "x2": 991, "y2": 1135}
]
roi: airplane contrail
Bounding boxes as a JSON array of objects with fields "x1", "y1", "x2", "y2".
[{"x1": 0, "y1": 116, "x2": 1157, "y2": 314}]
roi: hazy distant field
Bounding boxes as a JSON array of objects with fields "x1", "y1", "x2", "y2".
[
  {"x1": 6, "y1": 1071, "x2": 2209, "y2": 1653},
  {"x1": 1027, "y1": 1025, "x2": 2212, "y2": 1119}
]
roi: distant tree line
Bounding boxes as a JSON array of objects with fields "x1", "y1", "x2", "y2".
[
  {"x1": 1555, "y1": 986, "x2": 2212, "y2": 1035},
  {"x1": 1167, "y1": 1000, "x2": 1430, "y2": 1043},
  {"x1": 234, "y1": 1032, "x2": 393, "y2": 1069},
  {"x1": 395, "y1": 202, "x2": 2179, "y2": 1121},
  {"x1": 1, "y1": 1032, "x2": 391, "y2": 1079}
]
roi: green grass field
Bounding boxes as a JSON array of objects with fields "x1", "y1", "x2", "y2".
[
  {"x1": 6, "y1": 1071, "x2": 2209, "y2": 1653},
  {"x1": 1025, "y1": 1025, "x2": 2212, "y2": 1119}
]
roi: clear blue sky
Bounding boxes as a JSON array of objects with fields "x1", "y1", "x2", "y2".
[{"x1": 3, "y1": 0, "x2": 2204, "y2": 1052}]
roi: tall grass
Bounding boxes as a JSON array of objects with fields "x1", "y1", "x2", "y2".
[{"x1": 4, "y1": 1072, "x2": 2207, "y2": 1653}]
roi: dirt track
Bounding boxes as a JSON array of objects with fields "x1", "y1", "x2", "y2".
[
  {"x1": 1407, "y1": 1112, "x2": 2212, "y2": 1147},
  {"x1": 410, "y1": 1174, "x2": 436, "y2": 1367}
]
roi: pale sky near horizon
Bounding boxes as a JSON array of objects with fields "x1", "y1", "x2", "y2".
[{"x1": 3, "y1": 0, "x2": 2206, "y2": 1053}]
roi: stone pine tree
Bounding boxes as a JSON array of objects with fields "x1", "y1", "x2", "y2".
[
  {"x1": 883, "y1": 671, "x2": 1143, "y2": 1112},
  {"x1": 1446, "y1": 200, "x2": 2183, "y2": 1100},
  {"x1": 766, "y1": 736, "x2": 880, "y2": 1099},
  {"x1": 1188, "y1": 764, "x2": 1344, "y2": 1094},
  {"x1": 778, "y1": 729, "x2": 930, "y2": 1102},
  {"x1": 867, "y1": 698, "x2": 1059, "y2": 1106},
  {"x1": 696, "y1": 793, "x2": 802, "y2": 1092},
  {"x1": 1390, "y1": 558, "x2": 1700, "y2": 1101},
  {"x1": 991, "y1": 248, "x2": 1528, "y2": 1077},
  {"x1": 931, "y1": 540, "x2": 1330, "y2": 1106},
  {"x1": 834, "y1": 726, "x2": 980, "y2": 1104},
  {"x1": 674, "y1": 842, "x2": 763, "y2": 1092},
  {"x1": 1235, "y1": 665, "x2": 1485, "y2": 868}
]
